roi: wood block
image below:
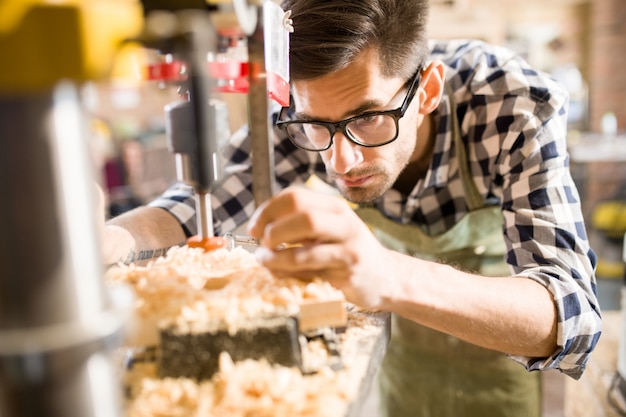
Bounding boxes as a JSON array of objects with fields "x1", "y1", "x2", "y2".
[{"x1": 299, "y1": 300, "x2": 347, "y2": 331}]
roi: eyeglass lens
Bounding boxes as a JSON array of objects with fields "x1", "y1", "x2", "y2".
[{"x1": 286, "y1": 114, "x2": 399, "y2": 151}]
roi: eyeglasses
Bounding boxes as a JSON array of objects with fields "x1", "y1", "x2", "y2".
[{"x1": 276, "y1": 66, "x2": 423, "y2": 152}]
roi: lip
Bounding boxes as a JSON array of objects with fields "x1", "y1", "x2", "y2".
[{"x1": 338, "y1": 175, "x2": 371, "y2": 187}]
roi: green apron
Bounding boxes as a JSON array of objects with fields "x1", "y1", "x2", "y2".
[{"x1": 355, "y1": 91, "x2": 541, "y2": 417}]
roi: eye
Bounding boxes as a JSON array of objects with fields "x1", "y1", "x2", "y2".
[
  {"x1": 361, "y1": 114, "x2": 378, "y2": 122},
  {"x1": 351, "y1": 114, "x2": 385, "y2": 129},
  {"x1": 308, "y1": 124, "x2": 327, "y2": 132},
  {"x1": 301, "y1": 123, "x2": 328, "y2": 137}
]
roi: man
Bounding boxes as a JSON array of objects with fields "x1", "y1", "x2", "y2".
[{"x1": 104, "y1": 0, "x2": 602, "y2": 415}]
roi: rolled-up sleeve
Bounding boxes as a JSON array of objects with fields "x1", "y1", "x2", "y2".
[{"x1": 497, "y1": 90, "x2": 601, "y2": 379}]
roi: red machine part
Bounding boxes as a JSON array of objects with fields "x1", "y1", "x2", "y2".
[{"x1": 146, "y1": 59, "x2": 288, "y2": 106}]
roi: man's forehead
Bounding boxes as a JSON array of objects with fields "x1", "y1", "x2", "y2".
[{"x1": 289, "y1": 65, "x2": 404, "y2": 121}]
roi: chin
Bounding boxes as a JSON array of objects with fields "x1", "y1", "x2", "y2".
[{"x1": 340, "y1": 186, "x2": 385, "y2": 205}]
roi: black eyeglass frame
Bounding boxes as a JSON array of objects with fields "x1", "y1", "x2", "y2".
[{"x1": 276, "y1": 66, "x2": 423, "y2": 152}]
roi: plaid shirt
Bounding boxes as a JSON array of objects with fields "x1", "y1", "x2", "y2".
[{"x1": 149, "y1": 39, "x2": 601, "y2": 379}]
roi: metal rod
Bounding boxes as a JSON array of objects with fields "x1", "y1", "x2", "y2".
[
  {"x1": 195, "y1": 191, "x2": 213, "y2": 240},
  {"x1": 247, "y1": 3, "x2": 275, "y2": 207}
]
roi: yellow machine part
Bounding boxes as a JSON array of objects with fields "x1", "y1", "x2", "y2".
[
  {"x1": 592, "y1": 200, "x2": 626, "y2": 279},
  {"x1": 0, "y1": 0, "x2": 144, "y2": 94},
  {"x1": 592, "y1": 201, "x2": 626, "y2": 239}
]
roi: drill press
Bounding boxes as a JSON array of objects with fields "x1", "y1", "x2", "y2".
[
  {"x1": 141, "y1": 0, "x2": 290, "y2": 251},
  {"x1": 141, "y1": 1, "x2": 303, "y2": 380}
]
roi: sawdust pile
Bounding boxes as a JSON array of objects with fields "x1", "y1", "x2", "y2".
[
  {"x1": 122, "y1": 311, "x2": 383, "y2": 417},
  {"x1": 106, "y1": 245, "x2": 384, "y2": 417},
  {"x1": 105, "y1": 246, "x2": 345, "y2": 342}
]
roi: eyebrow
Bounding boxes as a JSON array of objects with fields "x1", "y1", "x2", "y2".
[
  {"x1": 291, "y1": 73, "x2": 415, "y2": 123},
  {"x1": 293, "y1": 98, "x2": 390, "y2": 122}
]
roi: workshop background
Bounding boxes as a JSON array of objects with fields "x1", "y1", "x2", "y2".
[{"x1": 86, "y1": 1, "x2": 625, "y2": 416}]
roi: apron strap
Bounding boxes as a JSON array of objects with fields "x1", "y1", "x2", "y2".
[{"x1": 446, "y1": 83, "x2": 485, "y2": 212}]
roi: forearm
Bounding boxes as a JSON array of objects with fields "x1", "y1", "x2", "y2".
[
  {"x1": 103, "y1": 207, "x2": 186, "y2": 265},
  {"x1": 381, "y1": 250, "x2": 558, "y2": 358}
]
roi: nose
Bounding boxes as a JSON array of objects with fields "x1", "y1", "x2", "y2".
[{"x1": 327, "y1": 132, "x2": 363, "y2": 174}]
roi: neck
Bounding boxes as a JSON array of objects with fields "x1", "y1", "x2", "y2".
[{"x1": 394, "y1": 113, "x2": 437, "y2": 195}]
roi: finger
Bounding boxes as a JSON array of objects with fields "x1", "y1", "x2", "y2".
[
  {"x1": 257, "y1": 245, "x2": 357, "y2": 302},
  {"x1": 255, "y1": 243, "x2": 353, "y2": 274},
  {"x1": 266, "y1": 211, "x2": 339, "y2": 249},
  {"x1": 248, "y1": 188, "x2": 353, "y2": 247},
  {"x1": 248, "y1": 188, "x2": 317, "y2": 237}
]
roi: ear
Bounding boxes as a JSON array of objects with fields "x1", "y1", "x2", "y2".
[{"x1": 417, "y1": 61, "x2": 445, "y2": 115}]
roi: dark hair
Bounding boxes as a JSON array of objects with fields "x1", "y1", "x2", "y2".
[{"x1": 281, "y1": 0, "x2": 430, "y2": 81}]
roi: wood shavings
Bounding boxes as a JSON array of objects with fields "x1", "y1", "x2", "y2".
[
  {"x1": 109, "y1": 246, "x2": 389, "y2": 416},
  {"x1": 124, "y1": 352, "x2": 354, "y2": 417},
  {"x1": 105, "y1": 246, "x2": 345, "y2": 343},
  {"x1": 301, "y1": 338, "x2": 330, "y2": 373},
  {"x1": 121, "y1": 309, "x2": 389, "y2": 417}
]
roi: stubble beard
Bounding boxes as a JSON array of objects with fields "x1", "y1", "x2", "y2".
[
  {"x1": 328, "y1": 162, "x2": 406, "y2": 205},
  {"x1": 326, "y1": 132, "x2": 417, "y2": 204}
]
